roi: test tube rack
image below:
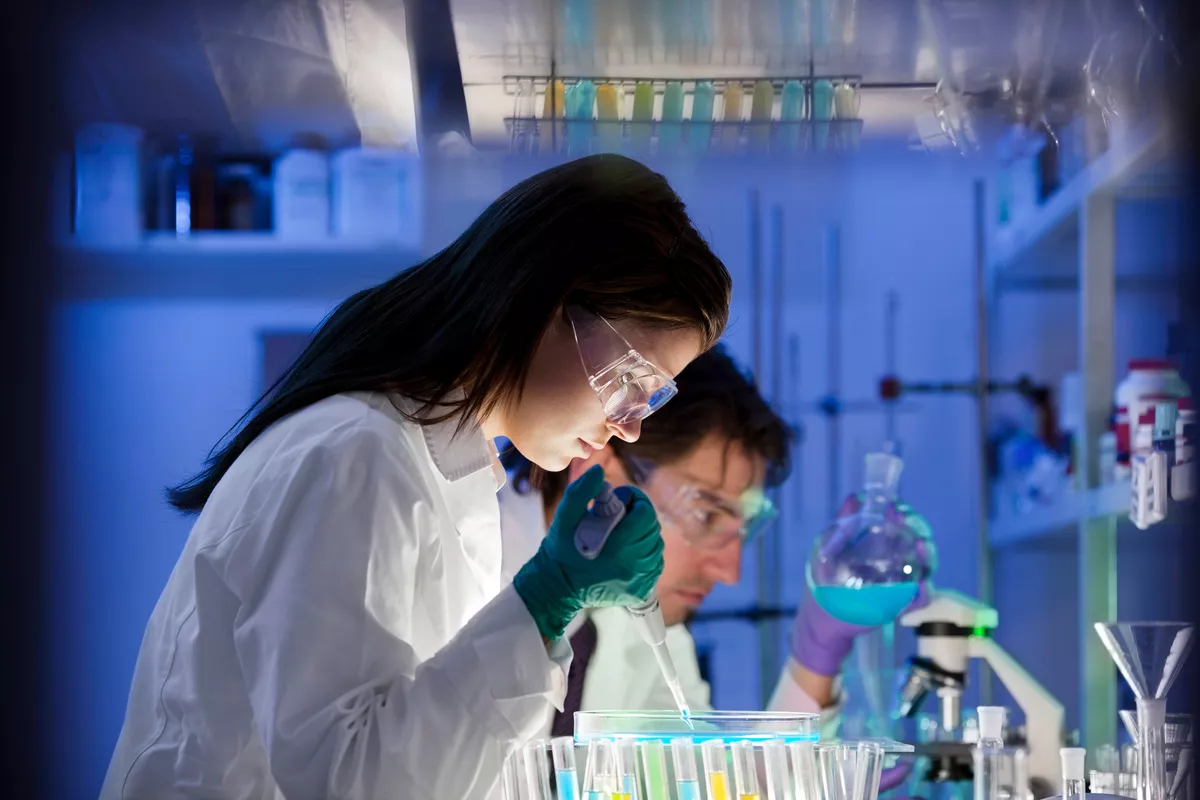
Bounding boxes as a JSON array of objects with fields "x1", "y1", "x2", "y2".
[
  {"x1": 501, "y1": 74, "x2": 864, "y2": 156},
  {"x1": 502, "y1": 735, "x2": 911, "y2": 800}
]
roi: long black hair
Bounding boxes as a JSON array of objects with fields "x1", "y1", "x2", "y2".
[{"x1": 167, "y1": 154, "x2": 732, "y2": 514}]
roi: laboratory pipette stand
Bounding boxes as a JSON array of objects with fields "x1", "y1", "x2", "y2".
[
  {"x1": 574, "y1": 481, "x2": 691, "y2": 723},
  {"x1": 896, "y1": 589, "x2": 1065, "y2": 796},
  {"x1": 1096, "y1": 622, "x2": 1195, "y2": 800}
]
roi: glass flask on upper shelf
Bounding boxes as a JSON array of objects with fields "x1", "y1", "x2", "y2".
[{"x1": 807, "y1": 452, "x2": 933, "y2": 626}]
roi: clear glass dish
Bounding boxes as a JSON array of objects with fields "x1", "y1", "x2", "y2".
[{"x1": 574, "y1": 710, "x2": 820, "y2": 743}]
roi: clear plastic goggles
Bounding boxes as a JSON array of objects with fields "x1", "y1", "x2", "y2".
[
  {"x1": 567, "y1": 306, "x2": 678, "y2": 425},
  {"x1": 626, "y1": 456, "x2": 778, "y2": 549}
]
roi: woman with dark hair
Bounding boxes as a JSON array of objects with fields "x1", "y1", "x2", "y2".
[{"x1": 102, "y1": 154, "x2": 731, "y2": 800}]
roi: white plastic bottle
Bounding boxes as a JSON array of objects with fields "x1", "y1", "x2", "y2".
[
  {"x1": 974, "y1": 706, "x2": 1006, "y2": 800},
  {"x1": 1060, "y1": 748, "x2": 1086, "y2": 800},
  {"x1": 1115, "y1": 360, "x2": 1191, "y2": 468},
  {"x1": 273, "y1": 147, "x2": 330, "y2": 240},
  {"x1": 330, "y1": 147, "x2": 423, "y2": 247},
  {"x1": 74, "y1": 123, "x2": 144, "y2": 245}
]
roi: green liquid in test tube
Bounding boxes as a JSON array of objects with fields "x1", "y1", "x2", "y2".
[
  {"x1": 639, "y1": 740, "x2": 669, "y2": 800},
  {"x1": 702, "y1": 739, "x2": 731, "y2": 800},
  {"x1": 672, "y1": 737, "x2": 703, "y2": 800}
]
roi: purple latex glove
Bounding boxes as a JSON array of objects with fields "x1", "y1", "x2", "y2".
[
  {"x1": 792, "y1": 495, "x2": 934, "y2": 677},
  {"x1": 878, "y1": 760, "x2": 915, "y2": 793}
]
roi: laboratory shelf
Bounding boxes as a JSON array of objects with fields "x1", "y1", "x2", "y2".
[
  {"x1": 55, "y1": 233, "x2": 422, "y2": 301},
  {"x1": 988, "y1": 122, "x2": 1169, "y2": 273},
  {"x1": 989, "y1": 480, "x2": 1131, "y2": 547}
]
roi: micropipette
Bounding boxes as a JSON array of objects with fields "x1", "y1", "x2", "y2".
[{"x1": 574, "y1": 481, "x2": 693, "y2": 725}]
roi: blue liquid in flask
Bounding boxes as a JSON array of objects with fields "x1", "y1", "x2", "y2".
[{"x1": 812, "y1": 583, "x2": 919, "y2": 627}]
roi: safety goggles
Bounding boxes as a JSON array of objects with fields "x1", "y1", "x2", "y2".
[
  {"x1": 624, "y1": 454, "x2": 779, "y2": 550},
  {"x1": 567, "y1": 306, "x2": 678, "y2": 425}
]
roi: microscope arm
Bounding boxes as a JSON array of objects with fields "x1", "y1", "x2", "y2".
[{"x1": 969, "y1": 636, "x2": 1066, "y2": 791}]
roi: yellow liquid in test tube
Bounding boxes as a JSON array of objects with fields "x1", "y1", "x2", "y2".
[
  {"x1": 595, "y1": 83, "x2": 621, "y2": 152},
  {"x1": 709, "y1": 771, "x2": 730, "y2": 800},
  {"x1": 721, "y1": 83, "x2": 743, "y2": 150}
]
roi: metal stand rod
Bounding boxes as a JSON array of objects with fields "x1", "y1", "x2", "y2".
[{"x1": 973, "y1": 179, "x2": 994, "y2": 705}]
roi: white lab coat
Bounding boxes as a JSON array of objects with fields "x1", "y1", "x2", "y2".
[
  {"x1": 497, "y1": 481, "x2": 843, "y2": 738},
  {"x1": 102, "y1": 392, "x2": 569, "y2": 800}
]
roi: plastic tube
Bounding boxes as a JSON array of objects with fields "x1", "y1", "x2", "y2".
[
  {"x1": 639, "y1": 740, "x2": 669, "y2": 800},
  {"x1": 761, "y1": 739, "x2": 790, "y2": 800},
  {"x1": 584, "y1": 739, "x2": 618, "y2": 800},
  {"x1": 852, "y1": 742, "x2": 885, "y2": 800},
  {"x1": 614, "y1": 738, "x2": 638, "y2": 800},
  {"x1": 690, "y1": 82, "x2": 715, "y2": 153},
  {"x1": 1138, "y1": 697, "x2": 1168, "y2": 800},
  {"x1": 552, "y1": 737, "x2": 580, "y2": 800},
  {"x1": 1061, "y1": 748, "x2": 1086, "y2": 800},
  {"x1": 731, "y1": 740, "x2": 760, "y2": 800},
  {"x1": 976, "y1": 706, "x2": 1007, "y2": 800},
  {"x1": 659, "y1": 82, "x2": 685, "y2": 153},
  {"x1": 673, "y1": 738, "x2": 703, "y2": 800},
  {"x1": 721, "y1": 82, "x2": 744, "y2": 150},
  {"x1": 788, "y1": 740, "x2": 821, "y2": 800},
  {"x1": 523, "y1": 740, "x2": 553, "y2": 800},
  {"x1": 703, "y1": 739, "x2": 731, "y2": 800}
]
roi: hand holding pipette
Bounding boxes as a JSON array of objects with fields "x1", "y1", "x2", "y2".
[
  {"x1": 514, "y1": 465, "x2": 664, "y2": 643},
  {"x1": 571, "y1": 472, "x2": 692, "y2": 724}
]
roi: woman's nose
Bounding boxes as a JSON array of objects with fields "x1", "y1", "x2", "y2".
[{"x1": 608, "y1": 418, "x2": 642, "y2": 443}]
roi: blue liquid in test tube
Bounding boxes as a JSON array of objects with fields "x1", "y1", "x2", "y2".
[
  {"x1": 552, "y1": 736, "x2": 581, "y2": 800},
  {"x1": 676, "y1": 780, "x2": 703, "y2": 800}
]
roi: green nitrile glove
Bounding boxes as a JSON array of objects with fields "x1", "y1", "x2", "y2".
[{"x1": 513, "y1": 464, "x2": 665, "y2": 641}]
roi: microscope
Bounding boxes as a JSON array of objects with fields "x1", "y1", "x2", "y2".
[{"x1": 897, "y1": 589, "x2": 1064, "y2": 798}]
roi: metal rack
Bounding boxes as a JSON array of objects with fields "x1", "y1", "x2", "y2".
[{"x1": 500, "y1": 73, "x2": 864, "y2": 156}]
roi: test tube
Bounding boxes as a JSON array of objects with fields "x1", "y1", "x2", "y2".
[
  {"x1": 584, "y1": 738, "x2": 619, "y2": 800},
  {"x1": 595, "y1": 83, "x2": 622, "y2": 153},
  {"x1": 502, "y1": 746, "x2": 524, "y2": 800},
  {"x1": 1118, "y1": 771, "x2": 1137, "y2": 798},
  {"x1": 789, "y1": 740, "x2": 821, "y2": 800},
  {"x1": 833, "y1": 82, "x2": 859, "y2": 148},
  {"x1": 703, "y1": 739, "x2": 732, "y2": 800},
  {"x1": 659, "y1": 82, "x2": 685, "y2": 154},
  {"x1": 631, "y1": 82, "x2": 655, "y2": 152},
  {"x1": 639, "y1": 740, "x2": 670, "y2": 800},
  {"x1": 731, "y1": 740, "x2": 761, "y2": 800},
  {"x1": 780, "y1": 80, "x2": 804, "y2": 151},
  {"x1": 541, "y1": 80, "x2": 565, "y2": 154},
  {"x1": 566, "y1": 81, "x2": 595, "y2": 156},
  {"x1": 811, "y1": 79, "x2": 834, "y2": 151},
  {"x1": 816, "y1": 743, "x2": 855, "y2": 800},
  {"x1": 672, "y1": 737, "x2": 703, "y2": 800},
  {"x1": 761, "y1": 739, "x2": 790, "y2": 800},
  {"x1": 523, "y1": 739, "x2": 554, "y2": 800},
  {"x1": 721, "y1": 82, "x2": 744, "y2": 150},
  {"x1": 749, "y1": 80, "x2": 774, "y2": 152},
  {"x1": 1061, "y1": 748, "x2": 1086, "y2": 800},
  {"x1": 615, "y1": 738, "x2": 639, "y2": 800},
  {"x1": 852, "y1": 742, "x2": 884, "y2": 800},
  {"x1": 552, "y1": 737, "x2": 580, "y2": 800},
  {"x1": 690, "y1": 82, "x2": 715, "y2": 154}
]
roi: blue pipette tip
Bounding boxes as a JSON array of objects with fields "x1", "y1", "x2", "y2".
[{"x1": 681, "y1": 707, "x2": 694, "y2": 730}]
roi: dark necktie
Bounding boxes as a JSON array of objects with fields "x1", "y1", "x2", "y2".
[{"x1": 551, "y1": 617, "x2": 599, "y2": 737}]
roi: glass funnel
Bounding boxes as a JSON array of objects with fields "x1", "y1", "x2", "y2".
[
  {"x1": 807, "y1": 453, "x2": 932, "y2": 626},
  {"x1": 1096, "y1": 622, "x2": 1195, "y2": 800}
]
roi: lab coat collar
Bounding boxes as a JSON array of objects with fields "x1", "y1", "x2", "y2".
[{"x1": 401, "y1": 391, "x2": 507, "y2": 488}]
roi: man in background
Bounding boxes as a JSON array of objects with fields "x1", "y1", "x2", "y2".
[{"x1": 499, "y1": 345, "x2": 921, "y2": 748}]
